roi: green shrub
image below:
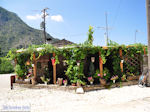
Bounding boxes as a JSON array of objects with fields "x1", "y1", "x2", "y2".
[
  {"x1": 0, "y1": 57, "x2": 14, "y2": 74},
  {"x1": 15, "y1": 64, "x2": 25, "y2": 78}
]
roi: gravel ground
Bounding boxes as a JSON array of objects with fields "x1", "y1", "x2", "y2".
[{"x1": 0, "y1": 85, "x2": 150, "y2": 112}]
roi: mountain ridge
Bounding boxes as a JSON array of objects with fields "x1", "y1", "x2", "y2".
[{"x1": 0, "y1": 7, "x2": 59, "y2": 55}]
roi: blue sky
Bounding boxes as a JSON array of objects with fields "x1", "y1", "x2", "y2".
[{"x1": 0, "y1": 0, "x2": 148, "y2": 46}]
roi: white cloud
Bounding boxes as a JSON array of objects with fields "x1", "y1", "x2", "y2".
[
  {"x1": 26, "y1": 14, "x2": 64, "y2": 22},
  {"x1": 26, "y1": 14, "x2": 41, "y2": 20},
  {"x1": 50, "y1": 15, "x2": 63, "y2": 22}
]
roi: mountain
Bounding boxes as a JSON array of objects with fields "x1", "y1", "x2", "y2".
[{"x1": 0, "y1": 7, "x2": 59, "y2": 55}]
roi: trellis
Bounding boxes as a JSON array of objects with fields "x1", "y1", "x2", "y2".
[{"x1": 123, "y1": 51, "x2": 142, "y2": 75}]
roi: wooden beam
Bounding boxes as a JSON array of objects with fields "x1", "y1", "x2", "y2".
[
  {"x1": 144, "y1": 47, "x2": 147, "y2": 55},
  {"x1": 14, "y1": 58, "x2": 17, "y2": 66},
  {"x1": 33, "y1": 53, "x2": 37, "y2": 84},
  {"x1": 53, "y1": 53, "x2": 56, "y2": 84},
  {"x1": 119, "y1": 49, "x2": 123, "y2": 73},
  {"x1": 99, "y1": 52, "x2": 103, "y2": 76}
]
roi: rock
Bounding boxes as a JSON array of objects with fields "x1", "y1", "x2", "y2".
[{"x1": 76, "y1": 87, "x2": 84, "y2": 94}]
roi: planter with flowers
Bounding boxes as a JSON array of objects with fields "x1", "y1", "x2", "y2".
[
  {"x1": 95, "y1": 68, "x2": 111, "y2": 86},
  {"x1": 57, "y1": 78, "x2": 63, "y2": 86},
  {"x1": 127, "y1": 73, "x2": 138, "y2": 81},
  {"x1": 63, "y1": 79, "x2": 68, "y2": 86},
  {"x1": 88, "y1": 77, "x2": 94, "y2": 85},
  {"x1": 111, "y1": 75, "x2": 118, "y2": 83},
  {"x1": 121, "y1": 74, "x2": 127, "y2": 82},
  {"x1": 40, "y1": 76, "x2": 50, "y2": 85}
]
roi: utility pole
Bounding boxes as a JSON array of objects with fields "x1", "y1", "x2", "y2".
[
  {"x1": 97, "y1": 12, "x2": 112, "y2": 46},
  {"x1": 105, "y1": 12, "x2": 109, "y2": 46},
  {"x1": 146, "y1": 0, "x2": 150, "y2": 86},
  {"x1": 41, "y1": 8, "x2": 49, "y2": 44},
  {"x1": 134, "y1": 30, "x2": 138, "y2": 44}
]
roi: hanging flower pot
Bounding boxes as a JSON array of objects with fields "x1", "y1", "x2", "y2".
[
  {"x1": 91, "y1": 57, "x2": 95, "y2": 63},
  {"x1": 121, "y1": 60, "x2": 124, "y2": 63},
  {"x1": 26, "y1": 60, "x2": 30, "y2": 65},
  {"x1": 76, "y1": 60, "x2": 80, "y2": 66},
  {"x1": 32, "y1": 64, "x2": 34, "y2": 67},
  {"x1": 51, "y1": 57, "x2": 55, "y2": 65},
  {"x1": 63, "y1": 60, "x2": 66, "y2": 66}
]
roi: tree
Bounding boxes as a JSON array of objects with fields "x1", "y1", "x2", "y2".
[{"x1": 0, "y1": 47, "x2": 2, "y2": 57}]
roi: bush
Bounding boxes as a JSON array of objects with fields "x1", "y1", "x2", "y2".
[
  {"x1": 0, "y1": 57, "x2": 14, "y2": 74},
  {"x1": 15, "y1": 64, "x2": 25, "y2": 78}
]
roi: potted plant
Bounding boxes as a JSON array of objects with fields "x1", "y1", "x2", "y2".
[
  {"x1": 102, "y1": 68, "x2": 111, "y2": 84},
  {"x1": 111, "y1": 75, "x2": 118, "y2": 83},
  {"x1": 31, "y1": 77, "x2": 36, "y2": 85},
  {"x1": 127, "y1": 73, "x2": 136, "y2": 81},
  {"x1": 40, "y1": 76, "x2": 50, "y2": 85},
  {"x1": 57, "y1": 78, "x2": 63, "y2": 86},
  {"x1": 71, "y1": 79, "x2": 77, "y2": 86},
  {"x1": 24, "y1": 73, "x2": 31, "y2": 84},
  {"x1": 88, "y1": 77, "x2": 94, "y2": 85},
  {"x1": 121, "y1": 74, "x2": 127, "y2": 81},
  {"x1": 96, "y1": 73, "x2": 106, "y2": 85},
  {"x1": 76, "y1": 79, "x2": 86, "y2": 87},
  {"x1": 63, "y1": 79, "x2": 68, "y2": 86}
]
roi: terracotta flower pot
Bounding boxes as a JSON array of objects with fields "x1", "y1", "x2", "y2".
[
  {"x1": 99, "y1": 78, "x2": 106, "y2": 85},
  {"x1": 121, "y1": 77, "x2": 126, "y2": 82},
  {"x1": 127, "y1": 76, "x2": 136, "y2": 81},
  {"x1": 58, "y1": 78, "x2": 63, "y2": 86},
  {"x1": 31, "y1": 77, "x2": 36, "y2": 85},
  {"x1": 77, "y1": 81, "x2": 81, "y2": 87},
  {"x1": 72, "y1": 83, "x2": 76, "y2": 86}
]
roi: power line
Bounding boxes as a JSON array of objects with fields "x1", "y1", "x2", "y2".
[{"x1": 109, "y1": 0, "x2": 122, "y2": 36}]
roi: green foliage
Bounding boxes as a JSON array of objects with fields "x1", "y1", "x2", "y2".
[
  {"x1": 108, "y1": 39, "x2": 119, "y2": 46},
  {"x1": 84, "y1": 25, "x2": 94, "y2": 45},
  {"x1": 103, "y1": 68, "x2": 111, "y2": 81},
  {"x1": 40, "y1": 76, "x2": 50, "y2": 83},
  {"x1": 94, "y1": 69, "x2": 100, "y2": 78},
  {"x1": 111, "y1": 49, "x2": 122, "y2": 76},
  {"x1": 15, "y1": 64, "x2": 25, "y2": 77},
  {"x1": 0, "y1": 57, "x2": 14, "y2": 74},
  {"x1": 0, "y1": 47, "x2": 2, "y2": 57}
]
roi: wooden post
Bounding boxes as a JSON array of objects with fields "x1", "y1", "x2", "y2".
[
  {"x1": 33, "y1": 53, "x2": 37, "y2": 84},
  {"x1": 119, "y1": 49, "x2": 123, "y2": 73},
  {"x1": 99, "y1": 52, "x2": 103, "y2": 76},
  {"x1": 53, "y1": 53, "x2": 56, "y2": 84},
  {"x1": 14, "y1": 58, "x2": 17, "y2": 66},
  {"x1": 144, "y1": 47, "x2": 147, "y2": 55}
]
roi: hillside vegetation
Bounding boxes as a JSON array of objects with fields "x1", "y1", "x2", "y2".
[{"x1": 0, "y1": 7, "x2": 59, "y2": 55}]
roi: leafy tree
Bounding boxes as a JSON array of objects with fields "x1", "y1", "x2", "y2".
[
  {"x1": 84, "y1": 25, "x2": 94, "y2": 45},
  {"x1": 0, "y1": 57, "x2": 14, "y2": 74},
  {"x1": 0, "y1": 47, "x2": 2, "y2": 56}
]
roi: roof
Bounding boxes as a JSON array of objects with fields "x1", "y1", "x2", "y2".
[{"x1": 47, "y1": 39, "x2": 75, "y2": 47}]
